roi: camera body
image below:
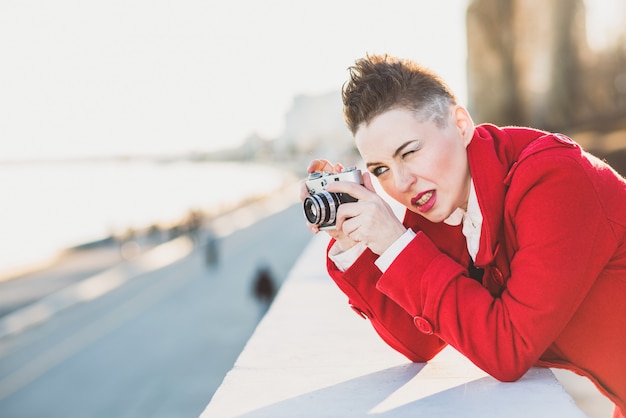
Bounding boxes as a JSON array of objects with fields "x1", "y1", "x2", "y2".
[{"x1": 303, "y1": 167, "x2": 363, "y2": 230}]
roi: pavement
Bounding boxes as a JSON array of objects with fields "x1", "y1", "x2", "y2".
[{"x1": 0, "y1": 182, "x2": 315, "y2": 417}]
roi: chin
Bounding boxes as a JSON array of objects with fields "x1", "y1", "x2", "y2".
[{"x1": 408, "y1": 207, "x2": 451, "y2": 224}]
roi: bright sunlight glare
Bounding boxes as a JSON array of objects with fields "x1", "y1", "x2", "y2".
[{"x1": 0, "y1": 0, "x2": 469, "y2": 162}]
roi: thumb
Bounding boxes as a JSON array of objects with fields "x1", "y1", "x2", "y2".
[{"x1": 362, "y1": 171, "x2": 376, "y2": 192}]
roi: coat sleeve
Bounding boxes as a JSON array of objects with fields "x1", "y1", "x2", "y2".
[
  {"x1": 326, "y1": 240, "x2": 447, "y2": 362},
  {"x1": 376, "y1": 150, "x2": 619, "y2": 381}
]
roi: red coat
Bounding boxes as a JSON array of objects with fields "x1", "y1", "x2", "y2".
[{"x1": 327, "y1": 124, "x2": 626, "y2": 415}]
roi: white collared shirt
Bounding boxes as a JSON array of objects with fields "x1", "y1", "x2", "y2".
[
  {"x1": 443, "y1": 179, "x2": 482, "y2": 261},
  {"x1": 329, "y1": 180, "x2": 483, "y2": 272}
]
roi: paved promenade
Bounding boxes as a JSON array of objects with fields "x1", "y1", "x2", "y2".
[{"x1": 0, "y1": 187, "x2": 313, "y2": 417}]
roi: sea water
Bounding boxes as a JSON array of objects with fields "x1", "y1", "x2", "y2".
[{"x1": 0, "y1": 159, "x2": 295, "y2": 276}]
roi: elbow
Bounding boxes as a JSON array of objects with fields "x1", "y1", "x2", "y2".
[
  {"x1": 492, "y1": 371, "x2": 525, "y2": 383},
  {"x1": 474, "y1": 344, "x2": 536, "y2": 382},
  {"x1": 487, "y1": 363, "x2": 531, "y2": 383},
  {"x1": 476, "y1": 352, "x2": 533, "y2": 382}
]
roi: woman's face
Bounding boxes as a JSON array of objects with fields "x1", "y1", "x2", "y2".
[{"x1": 355, "y1": 106, "x2": 473, "y2": 223}]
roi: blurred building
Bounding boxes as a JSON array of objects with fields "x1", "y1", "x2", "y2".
[
  {"x1": 201, "y1": 91, "x2": 359, "y2": 171},
  {"x1": 272, "y1": 91, "x2": 358, "y2": 169}
]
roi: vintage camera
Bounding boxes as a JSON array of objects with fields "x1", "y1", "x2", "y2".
[{"x1": 303, "y1": 167, "x2": 363, "y2": 230}]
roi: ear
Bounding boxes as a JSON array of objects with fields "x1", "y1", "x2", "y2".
[{"x1": 453, "y1": 106, "x2": 474, "y2": 148}]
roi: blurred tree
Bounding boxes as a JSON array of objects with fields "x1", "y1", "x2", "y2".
[{"x1": 466, "y1": 0, "x2": 626, "y2": 133}]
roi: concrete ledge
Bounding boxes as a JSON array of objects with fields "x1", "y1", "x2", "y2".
[{"x1": 201, "y1": 234, "x2": 588, "y2": 417}]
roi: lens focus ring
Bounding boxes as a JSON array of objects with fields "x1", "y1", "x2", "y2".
[{"x1": 303, "y1": 191, "x2": 339, "y2": 227}]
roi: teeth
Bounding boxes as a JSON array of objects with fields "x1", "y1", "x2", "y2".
[{"x1": 415, "y1": 191, "x2": 433, "y2": 206}]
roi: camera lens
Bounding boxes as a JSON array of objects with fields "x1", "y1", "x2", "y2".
[
  {"x1": 303, "y1": 191, "x2": 340, "y2": 227},
  {"x1": 303, "y1": 197, "x2": 321, "y2": 224}
]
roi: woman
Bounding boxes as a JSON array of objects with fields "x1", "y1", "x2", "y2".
[{"x1": 303, "y1": 54, "x2": 626, "y2": 417}]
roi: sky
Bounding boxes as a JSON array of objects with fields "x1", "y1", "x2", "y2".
[
  {"x1": 0, "y1": 0, "x2": 622, "y2": 162},
  {"x1": 0, "y1": 0, "x2": 471, "y2": 161}
]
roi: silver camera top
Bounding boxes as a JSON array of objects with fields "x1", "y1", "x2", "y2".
[{"x1": 305, "y1": 167, "x2": 363, "y2": 195}]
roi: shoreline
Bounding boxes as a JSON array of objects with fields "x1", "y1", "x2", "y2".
[
  {"x1": 0, "y1": 179, "x2": 304, "y2": 325},
  {"x1": 0, "y1": 170, "x2": 303, "y2": 284}
]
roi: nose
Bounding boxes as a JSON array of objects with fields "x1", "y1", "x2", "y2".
[{"x1": 395, "y1": 166, "x2": 416, "y2": 192}]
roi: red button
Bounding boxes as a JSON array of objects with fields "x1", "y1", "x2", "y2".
[
  {"x1": 491, "y1": 267, "x2": 504, "y2": 285},
  {"x1": 413, "y1": 316, "x2": 434, "y2": 334},
  {"x1": 350, "y1": 305, "x2": 367, "y2": 319}
]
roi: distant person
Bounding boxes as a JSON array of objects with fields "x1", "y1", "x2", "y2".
[
  {"x1": 204, "y1": 228, "x2": 220, "y2": 269},
  {"x1": 301, "y1": 54, "x2": 626, "y2": 417},
  {"x1": 252, "y1": 265, "x2": 276, "y2": 316},
  {"x1": 185, "y1": 209, "x2": 204, "y2": 244}
]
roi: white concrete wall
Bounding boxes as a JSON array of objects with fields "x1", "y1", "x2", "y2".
[{"x1": 201, "y1": 234, "x2": 588, "y2": 418}]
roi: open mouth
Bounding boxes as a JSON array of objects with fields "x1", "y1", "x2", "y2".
[{"x1": 412, "y1": 190, "x2": 434, "y2": 207}]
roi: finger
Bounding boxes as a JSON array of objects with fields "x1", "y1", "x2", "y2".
[
  {"x1": 307, "y1": 223, "x2": 319, "y2": 234},
  {"x1": 307, "y1": 159, "x2": 336, "y2": 174},
  {"x1": 303, "y1": 160, "x2": 337, "y2": 200},
  {"x1": 339, "y1": 216, "x2": 363, "y2": 243},
  {"x1": 306, "y1": 160, "x2": 323, "y2": 173},
  {"x1": 326, "y1": 229, "x2": 360, "y2": 252},
  {"x1": 325, "y1": 181, "x2": 374, "y2": 201},
  {"x1": 362, "y1": 171, "x2": 376, "y2": 193},
  {"x1": 334, "y1": 201, "x2": 360, "y2": 232},
  {"x1": 325, "y1": 228, "x2": 344, "y2": 239}
]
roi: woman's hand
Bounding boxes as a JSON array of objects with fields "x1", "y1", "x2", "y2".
[
  {"x1": 299, "y1": 159, "x2": 344, "y2": 201},
  {"x1": 300, "y1": 160, "x2": 359, "y2": 251},
  {"x1": 300, "y1": 160, "x2": 406, "y2": 255},
  {"x1": 327, "y1": 171, "x2": 407, "y2": 255}
]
